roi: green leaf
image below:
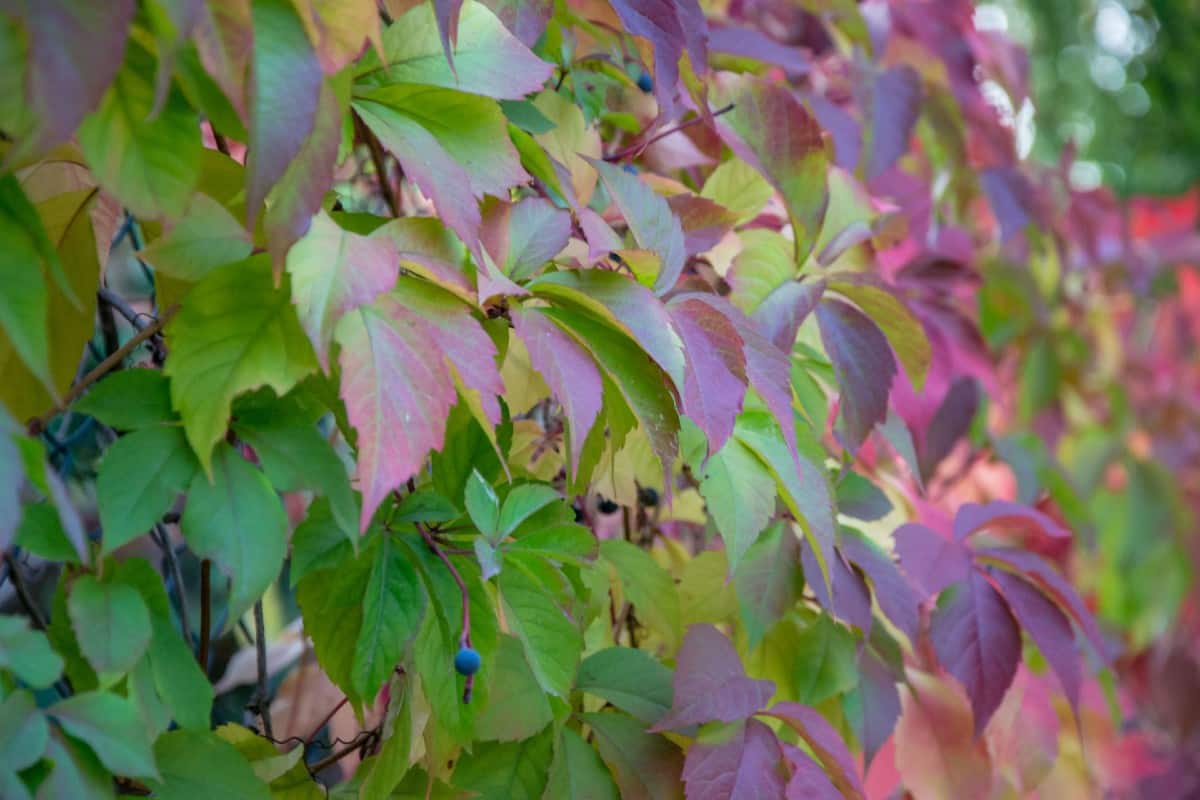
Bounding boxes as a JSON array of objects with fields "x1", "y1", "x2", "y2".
[
  {"x1": 579, "y1": 711, "x2": 684, "y2": 800},
  {"x1": 38, "y1": 730, "x2": 113, "y2": 800},
  {"x1": 793, "y1": 615, "x2": 859, "y2": 706},
  {"x1": 0, "y1": 690, "x2": 48, "y2": 773},
  {"x1": 599, "y1": 539, "x2": 681, "y2": 651},
  {"x1": 289, "y1": 499, "x2": 354, "y2": 589},
  {"x1": 137, "y1": 193, "x2": 253, "y2": 282},
  {"x1": 147, "y1": 730, "x2": 270, "y2": 800},
  {"x1": 164, "y1": 255, "x2": 318, "y2": 472},
  {"x1": 465, "y1": 469, "x2": 501, "y2": 538},
  {"x1": 48, "y1": 691, "x2": 158, "y2": 779},
  {"x1": 67, "y1": 575, "x2": 152, "y2": 682},
  {"x1": 700, "y1": 157, "x2": 774, "y2": 226},
  {"x1": 16, "y1": 502, "x2": 81, "y2": 565},
  {"x1": 352, "y1": 534, "x2": 427, "y2": 701},
  {"x1": 0, "y1": 174, "x2": 53, "y2": 390},
  {"x1": 497, "y1": 484, "x2": 561, "y2": 539},
  {"x1": 0, "y1": 614, "x2": 63, "y2": 688},
  {"x1": 97, "y1": 425, "x2": 197, "y2": 554},
  {"x1": 699, "y1": 436, "x2": 777, "y2": 572},
  {"x1": 475, "y1": 635, "x2": 553, "y2": 742},
  {"x1": 509, "y1": 523, "x2": 598, "y2": 565},
  {"x1": 393, "y1": 489, "x2": 459, "y2": 524},
  {"x1": 180, "y1": 443, "x2": 288, "y2": 625},
  {"x1": 576, "y1": 647, "x2": 673, "y2": 724},
  {"x1": 77, "y1": 41, "x2": 201, "y2": 219},
  {"x1": 295, "y1": 547, "x2": 370, "y2": 706},
  {"x1": 545, "y1": 727, "x2": 620, "y2": 800},
  {"x1": 498, "y1": 556, "x2": 582, "y2": 698},
  {"x1": 451, "y1": 726, "x2": 554, "y2": 800},
  {"x1": 75, "y1": 369, "x2": 176, "y2": 430},
  {"x1": 733, "y1": 522, "x2": 802, "y2": 648}
]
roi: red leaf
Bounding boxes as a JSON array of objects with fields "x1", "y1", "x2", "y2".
[
  {"x1": 929, "y1": 569, "x2": 1021, "y2": 734},
  {"x1": 682, "y1": 719, "x2": 787, "y2": 800},
  {"x1": 895, "y1": 670, "x2": 993, "y2": 800},
  {"x1": 667, "y1": 296, "x2": 747, "y2": 455},
  {"x1": 815, "y1": 298, "x2": 897, "y2": 450},
  {"x1": 510, "y1": 307, "x2": 603, "y2": 477},
  {"x1": 650, "y1": 625, "x2": 774, "y2": 731}
]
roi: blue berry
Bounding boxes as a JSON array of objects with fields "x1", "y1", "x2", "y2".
[
  {"x1": 622, "y1": 163, "x2": 638, "y2": 175},
  {"x1": 636, "y1": 71, "x2": 654, "y2": 93},
  {"x1": 454, "y1": 646, "x2": 482, "y2": 676}
]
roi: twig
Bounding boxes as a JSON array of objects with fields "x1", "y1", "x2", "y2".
[
  {"x1": 25, "y1": 304, "x2": 180, "y2": 436},
  {"x1": 2, "y1": 554, "x2": 47, "y2": 631},
  {"x1": 353, "y1": 113, "x2": 400, "y2": 217},
  {"x1": 198, "y1": 559, "x2": 212, "y2": 671},
  {"x1": 307, "y1": 731, "x2": 377, "y2": 775},
  {"x1": 604, "y1": 103, "x2": 735, "y2": 162},
  {"x1": 152, "y1": 523, "x2": 193, "y2": 647},
  {"x1": 252, "y1": 599, "x2": 275, "y2": 739},
  {"x1": 304, "y1": 696, "x2": 349, "y2": 747},
  {"x1": 97, "y1": 288, "x2": 152, "y2": 332},
  {"x1": 415, "y1": 521, "x2": 474, "y2": 703}
]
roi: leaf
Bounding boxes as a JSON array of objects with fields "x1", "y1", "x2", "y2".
[
  {"x1": 295, "y1": 547, "x2": 371, "y2": 706},
  {"x1": 286, "y1": 209, "x2": 400, "y2": 370},
  {"x1": 894, "y1": 670, "x2": 993, "y2": 800},
  {"x1": 289, "y1": 499, "x2": 354, "y2": 588},
  {"x1": 815, "y1": 298, "x2": 896, "y2": 450},
  {"x1": 752, "y1": 279, "x2": 825, "y2": 353},
  {"x1": 835, "y1": 472, "x2": 892, "y2": 522},
  {"x1": 782, "y1": 745, "x2": 840, "y2": 800},
  {"x1": 919, "y1": 376, "x2": 979, "y2": 480},
  {"x1": 733, "y1": 522, "x2": 801, "y2": 647},
  {"x1": 531, "y1": 89, "x2": 600, "y2": 205},
  {"x1": 802, "y1": 545, "x2": 872, "y2": 633},
  {"x1": 893, "y1": 523, "x2": 973, "y2": 599},
  {"x1": 497, "y1": 484, "x2": 561, "y2": 539},
  {"x1": 700, "y1": 157, "x2": 773, "y2": 226},
  {"x1": 728, "y1": 229, "x2": 794, "y2": 316},
  {"x1": 498, "y1": 556, "x2": 582, "y2": 698},
  {"x1": 952, "y1": 500, "x2": 1071, "y2": 543},
  {"x1": 48, "y1": 691, "x2": 158, "y2": 779},
  {"x1": 67, "y1": 575, "x2": 152, "y2": 682},
  {"x1": 545, "y1": 727, "x2": 620, "y2": 800},
  {"x1": 580, "y1": 711, "x2": 685, "y2": 800},
  {"x1": 37, "y1": 730, "x2": 113, "y2": 800},
  {"x1": 465, "y1": 469, "x2": 501, "y2": 538},
  {"x1": 485, "y1": 197, "x2": 570, "y2": 280},
  {"x1": 854, "y1": 647, "x2": 901, "y2": 770},
  {"x1": 334, "y1": 292, "x2": 464, "y2": 529},
  {"x1": 96, "y1": 425, "x2": 197, "y2": 554},
  {"x1": 75, "y1": 369, "x2": 175, "y2": 430},
  {"x1": 291, "y1": 0, "x2": 383, "y2": 73},
  {"x1": 164, "y1": 255, "x2": 317, "y2": 472},
  {"x1": 681, "y1": 719, "x2": 787, "y2": 800},
  {"x1": 475, "y1": 635, "x2": 553, "y2": 741},
  {"x1": 0, "y1": 615, "x2": 62, "y2": 689},
  {"x1": 509, "y1": 306, "x2": 603, "y2": 478},
  {"x1": 246, "y1": 0, "x2": 323, "y2": 225},
  {"x1": 77, "y1": 41, "x2": 201, "y2": 219},
  {"x1": 651, "y1": 624, "x2": 774, "y2": 731},
  {"x1": 589, "y1": 159, "x2": 687, "y2": 293},
  {"x1": 16, "y1": 503, "x2": 80, "y2": 565},
  {"x1": 668, "y1": 296, "x2": 748, "y2": 456},
  {"x1": 451, "y1": 726, "x2": 553, "y2": 800},
  {"x1": 604, "y1": 0, "x2": 706, "y2": 120},
  {"x1": 0, "y1": 690, "x2": 48, "y2": 773},
  {"x1": 929, "y1": 569, "x2": 1021, "y2": 734},
  {"x1": 180, "y1": 443, "x2": 288, "y2": 625},
  {"x1": 600, "y1": 539, "x2": 681, "y2": 650},
  {"x1": 700, "y1": 436, "x2": 776, "y2": 572},
  {"x1": 356, "y1": 0, "x2": 554, "y2": 100},
  {"x1": 147, "y1": 730, "x2": 270, "y2": 800},
  {"x1": 576, "y1": 647, "x2": 674, "y2": 725},
  {"x1": 765, "y1": 703, "x2": 863, "y2": 799},
  {"x1": 865, "y1": 66, "x2": 921, "y2": 179},
  {"x1": 713, "y1": 76, "x2": 829, "y2": 262},
  {"x1": 0, "y1": 175, "x2": 53, "y2": 390},
  {"x1": 826, "y1": 279, "x2": 931, "y2": 390},
  {"x1": 792, "y1": 615, "x2": 858, "y2": 706},
  {"x1": 838, "y1": 530, "x2": 920, "y2": 642},
  {"x1": 353, "y1": 535, "x2": 426, "y2": 700}
]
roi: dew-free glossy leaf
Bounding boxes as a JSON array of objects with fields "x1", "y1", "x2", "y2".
[
  {"x1": 815, "y1": 298, "x2": 896, "y2": 450},
  {"x1": 147, "y1": 730, "x2": 270, "y2": 800},
  {"x1": 699, "y1": 436, "x2": 775, "y2": 571},
  {"x1": 352, "y1": 534, "x2": 426, "y2": 701},
  {"x1": 75, "y1": 369, "x2": 175, "y2": 430},
  {"x1": 576, "y1": 646, "x2": 674, "y2": 724},
  {"x1": 498, "y1": 557, "x2": 582, "y2": 697},
  {"x1": 590, "y1": 159, "x2": 687, "y2": 293},
  {"x1": 668, "y1": 296, "x2": 747, "y2": 456},
  {"x1": 97, "y1": 425, "x2": 196, "y2": 554},
  {"x1": 581, "y1": 711, "x2": 685, "y2": 800},
  {"x1": 0, "y1": 614, "x2": 63, "y2": 689}
]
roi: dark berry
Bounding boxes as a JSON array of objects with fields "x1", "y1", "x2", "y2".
[
  {"x1": 454, "y1": 646, "x2": 482, "y2": 676},
  {"x1": 597, "y1": 497, "x2": 620, "y2": 515},
  {"x1": 636, "y1": 71, "x2": 654, "y2": 93},
  {"x1": 573, "y1": 504, "x2": 585, "y2": 522},
  {"x1": 622, "y1": 163, "x2": 638, "y2": 175},
  {"x1": 637, "y1": 486, "x2": 659, "y2": 507}
]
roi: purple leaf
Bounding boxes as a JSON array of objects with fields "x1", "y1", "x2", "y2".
[
  {"x1": 767, "y1": 703, "x2": 864, "y2": 800},
  {"x1": 806, "y1": 94, "x2": 860, "y2": 171},
  {"x1": 708, "y1": 26, "x2": 809, "y2": 74},
  {"x1": 782, "y1": 746, "x2": 840, "y2": 800},
  {"x1": 751, "y1": 279, "x2": 825, "y2": 352},
  {"x1": 918, "y1": 376, "x2": 978, "y2": 481},
  {"x1": 605, "y1": 0, "x2": 707, "y2": 120},
  {"x1": 803, "y1": 545, "x2": 871, "y2": 634},
  {"x1": 894, "y1": 522, "x2": 972, "y2": 599},
  {"x1": 247, "y1": 0, "x2": 322, "y2": 227},
  {"x1": 839, "y1": 531, "x2": 920, "y2": 642},
  {"x1": 336, "y1": 295, "x2": 458, "y2": 529},
  {"x1": 578, "y1": 208, "x2": 624, "y2": 262},
  {"x1": 667, "y1": 296, "x2": 747, "y2": 455},
  {"x1": 683, "y1": 719, "x2": 787, "y2": 800},
  {"x1": 650, "y1": 625, "x2": 774, "y2": 731},
  {"x1": 856, "y1": 647, "x2": 900, "y2": 770},
  {"x1": 667, "y1": 194, "x2": 738, "y2": 257},
  {"x1": 484, "y1": 197, "x2": 571, "y2": 281},
  {"x1": 952, "y1": 500, "x2": 1070, "y2": 543},
  {"x1": 434, "y1": 0, "x2": 466, "y2": 70},
  {"x1": 929, "y1": 569, "x2": 1021, "y2": 734},
  {"x1": 590, "y1": 158, "x2": 688, "y2": 294},
  {"x1": 480, "y1": 0, "x2": 551, "y2": 47},
  {"x1": 815, "y1": 298, "x2": 897, "y2": 450},
  {"x1": 510, "y1": 307, "x2": 603, "y2": 477},
  {"x1": 990, "y1": 568, "x2": 1081, "y2": 716},
  {"x1": 980, "y1": 166, "x2": 1034, "y2": 243},
  {"x1": 866, "y1": 66, "x2": 921, "y2": 179}
]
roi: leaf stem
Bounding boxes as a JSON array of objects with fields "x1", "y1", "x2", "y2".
[
  {"x1": 604, "y1": 103, "x2": 735, "y2": 163},
  {"x1": 151, "y1": 523, "x2": 193, "y2": 648},
  {"x1": 252, "y1": 599, "x2": 275, "y2": 739},
  {"x1": 2, "y1": 553, "x2": 47, "y2": 631},
  {"x1": 353, "y1": 112, "x2": 401, "y2": 217},
  {"x1": 198, "y1": 559, "x2": 212, "y2": 671},
  {"x1": 415, "y1": 520, "x2": 475, "y2": 703},
  {"x1": 25, "y1": 304, "x2": 180, "y2": 436},
  {"x1": 304, "y1": 696, "x2": 349, "y2": 747}
]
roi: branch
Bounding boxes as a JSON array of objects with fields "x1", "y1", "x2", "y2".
[
  {"x1": 26, "y1": 303, "x2": 180, "y2": 436},
  {"x1": 198, "y1": 559, "x2": 212, "y2": 672},
  {"x1": 97, "y1": 288, "x2": 152, "y2": 332},
  {"x1": 604, "y1": 103, "x2": 735, "y2": 163},
  {"x1": 415, "y1": 519, "x2": 475, "y2": 703},
  {"x1": 251, "y1": 599, "x2": 275, "y2": 739},
  {"x1": 353, "y1": 112, "x2": 401, "y2": 217},
  {"x1": 307, "y1": 731, "x2": 378, "y2": 775},
  {"x1": 2, "y1": 553, "x2": 47, "y2": 631},
  {"x1": 151, "y1": 523, "x2": 193, "y2": 647}
]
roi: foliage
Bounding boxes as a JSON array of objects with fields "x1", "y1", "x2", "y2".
[{"x1": 1, "y1": 0, "x2": 1197, "y2": 798}]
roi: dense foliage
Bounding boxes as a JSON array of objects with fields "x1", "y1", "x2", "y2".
[{"x1": 1, "y1": 0, "x2": 1197, "y2": 797}]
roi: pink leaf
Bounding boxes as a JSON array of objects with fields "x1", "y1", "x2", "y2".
[
  {"x1": 751, "y1": 279, "x2": 825, "y2": 352},
  {"x1": 650, "y1": 625, "x2": 775, "y2": 731},
  {"x1": 667, "y1": 194, "x2": 738, "y2": 257},
  {"x1": 866, "y1": 66, "x2": 922, "y2": 179},
  {"x1": 683, "y1": 719, "x2": 787, "y2": 800},
  {"x1": 578, "y1": 208, "x2": 624, "y2": 262},
  {"x1": 929, "y1": 569, "x2": 1021, "y2": 734},
  {"x1": 667, "y1": 296, "x2": 747, "y2": 454},
  {"x1": 510, "y1": 307, "x2": 603, "y2": 477},
  {"x1": 894, "y1": 670, "x2": 993, "y2": 800}
]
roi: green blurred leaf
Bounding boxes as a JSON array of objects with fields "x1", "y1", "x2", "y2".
[{"x1": 67, "y1": 575, "x2": 152, "y2": 683}]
